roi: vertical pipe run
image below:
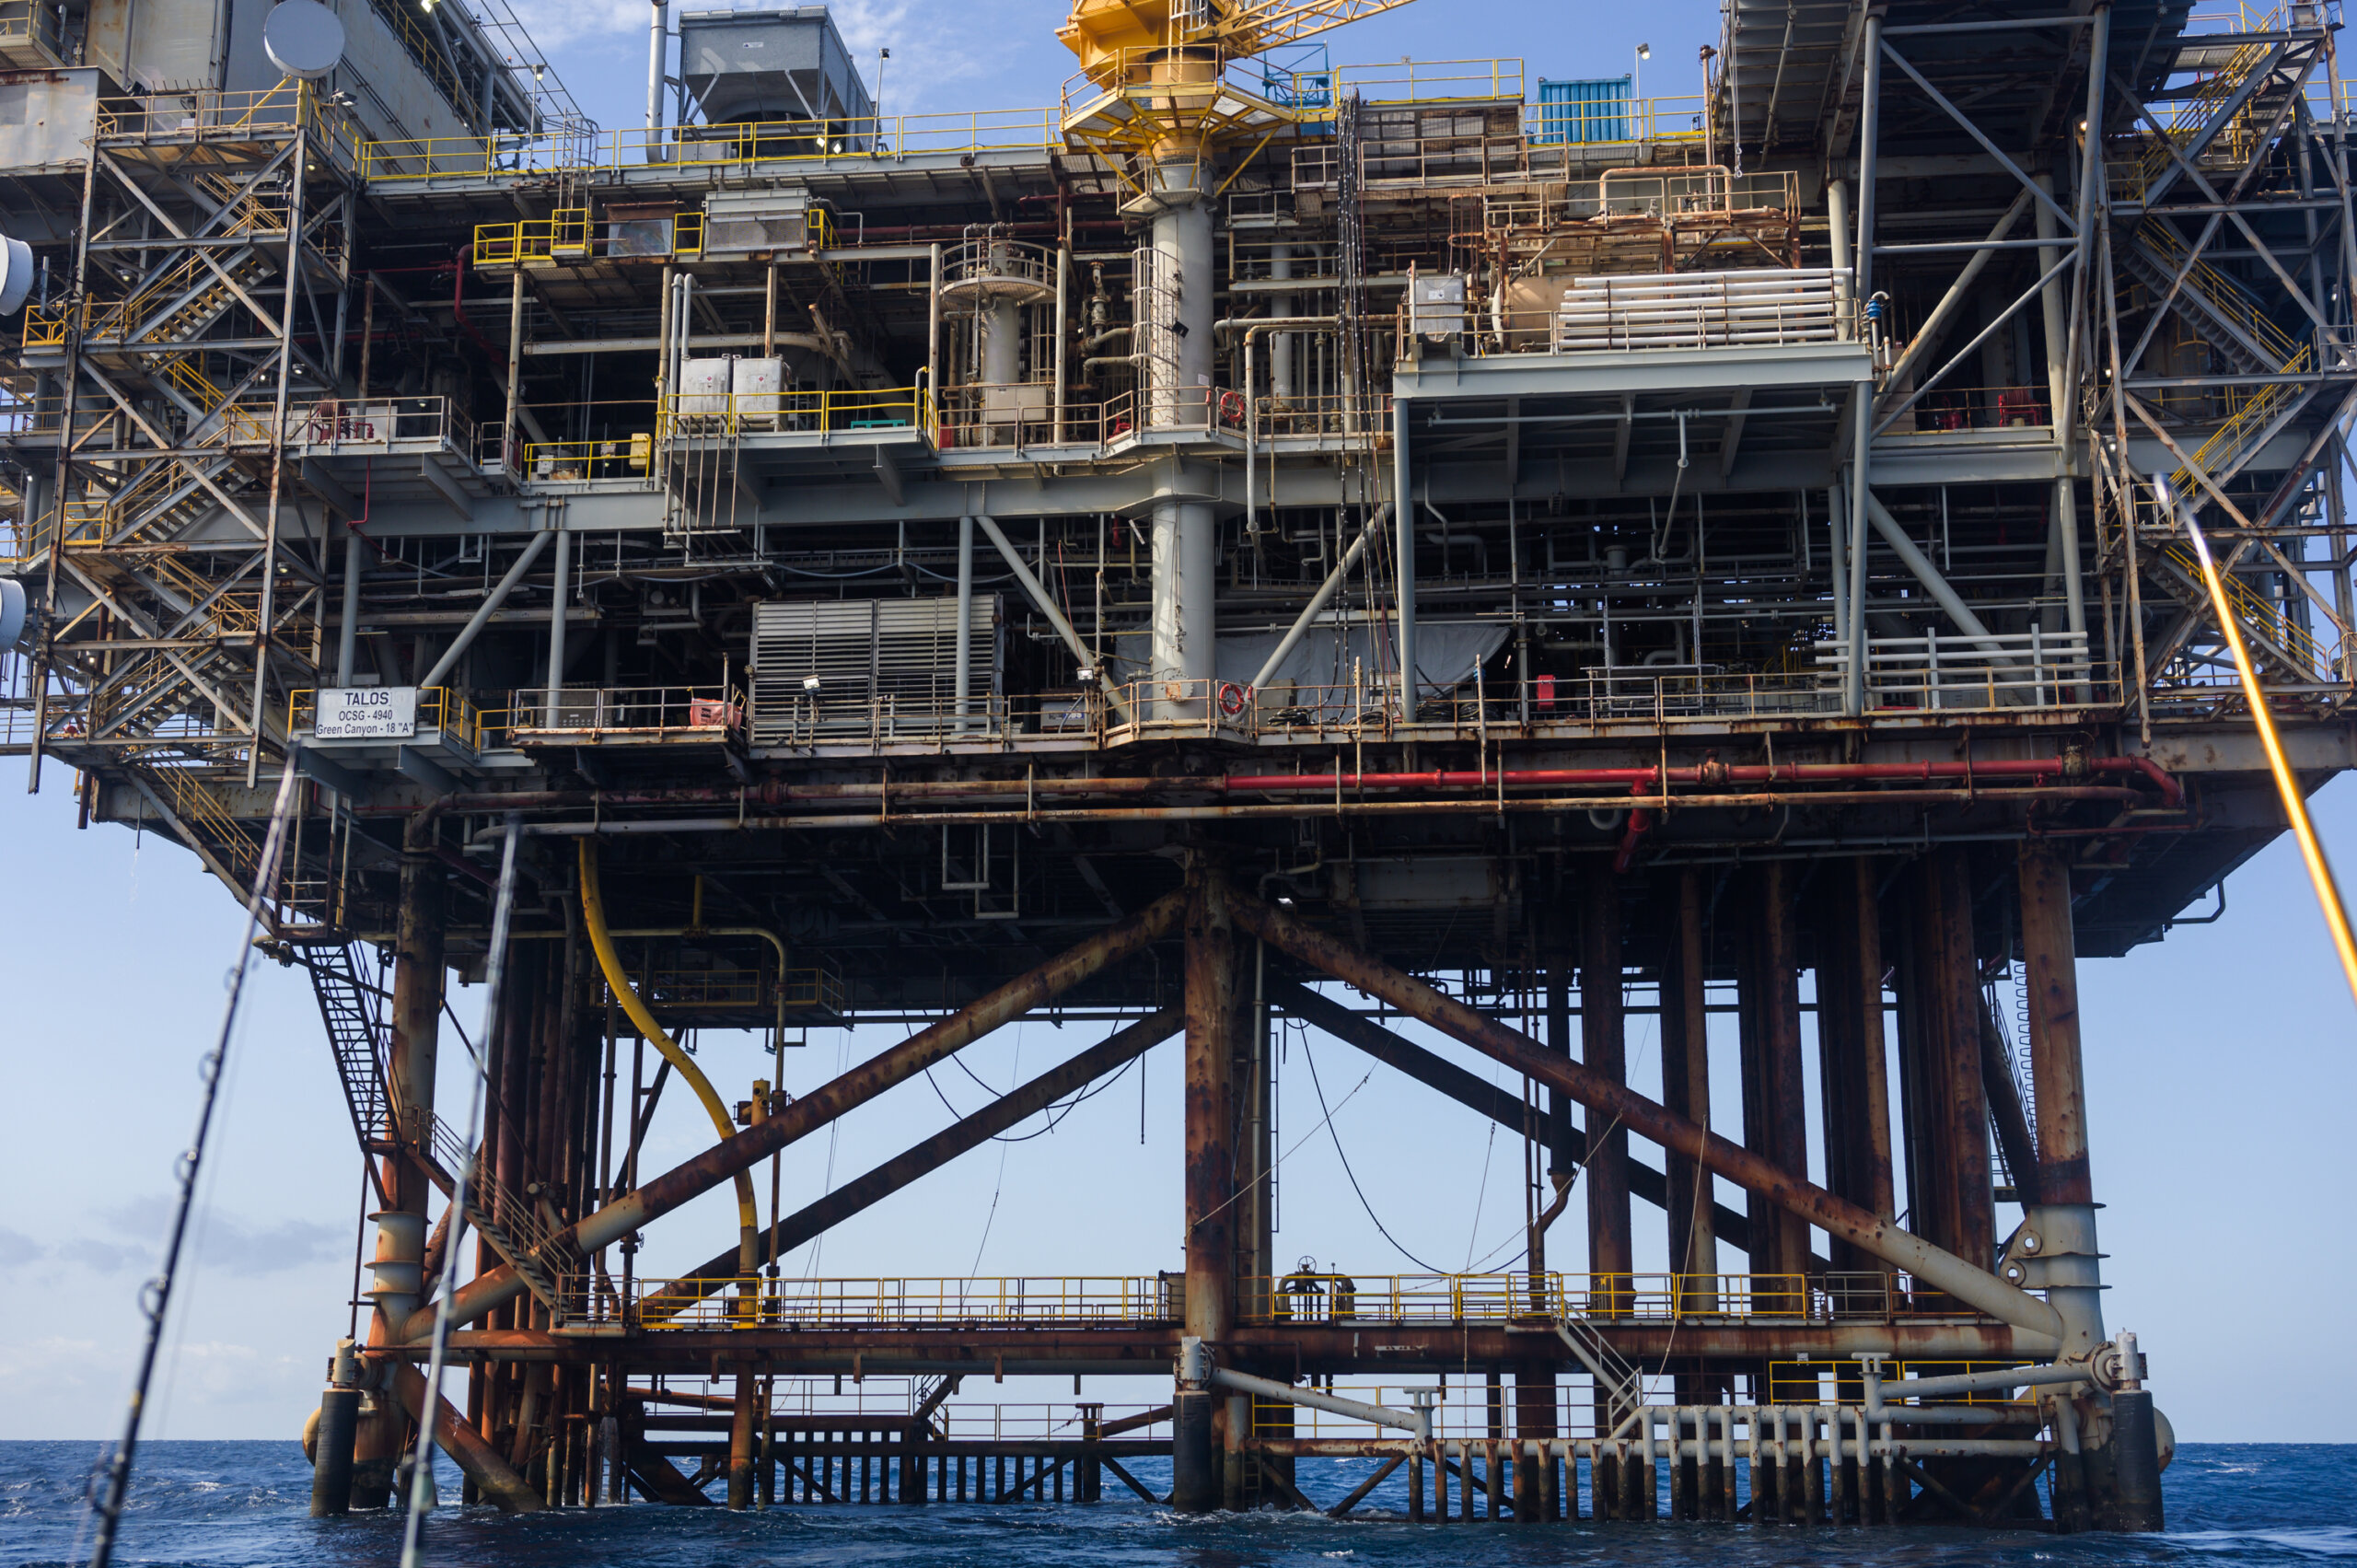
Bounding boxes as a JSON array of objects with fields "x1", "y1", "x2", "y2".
[
  {"x1": 645, "y1": 0, "x2": 668, "y2": 141},
  {"x1": 954, "y1": 516, "x2": 974, "y2": 726},
  {"x1": 1661, "y1": 870, "x2": 1716, "y2": 1308},
  {"x1": 504, "y1": 269, "x2": 525, "y2": 473},
  {"x1": 1827, "y1": 180, "x2": 1852, "y2": 337},
  {"x1": 1845, "y1": 13, "x2": 1882, "y2": 716},
  {"x1": 543, "y1": 524, "x2": 570, "y2": 729},
  {"x1": 1174, "y1": 857, "x2": 1236, "y2": 1512},
  {"x1": 337, "y1": 528, "x2": 363, "y2": 689},
  {"x1": 1393, "y1": 393, "x2": 1417, "y2": 719}
]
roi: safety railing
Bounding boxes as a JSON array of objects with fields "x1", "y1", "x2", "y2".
[
  {"x1": 659, "y1": 386, "x2": 931, "y2": 440},
  {"x1": 94, "y1": 80, "x2": 359, "y2": 168},
  {"x1": 0, "y1": 0, "x2": 66, "y2": 64},
  {"x1": 1325, "y1": 57, "x2": 1527, "y2": 105},
  {"x1": 1896, "y1": 384, "x2": 2052, "y2": 433},
  {"x1": 1236, "y1": 1272, "x2": 1908, "y2": 1327},
  {"x1": 1814, "y1": 632, "x2": 2106, "y2": 711},
  {"x1": 1528, "y1": 93, "x2": 1710, "y2": 148},
  {"x1": 512, "y1": 436, "x2": 651, "y2": 482},
  {"x1": 598, "y1": 1275, "x2": 1175, "y2": 1331},
  {"x1": 359, "y1": 108, "x2": 1063, "y2": 183},
  {"x1": 1250, "y1": 391, "x2": 1396, "y2": 441},
  {"x1": 1767, "y1": 1360, "x2": 2037, "y2": 1407},
  {"x1": 2158, "y1": 540, "x2": 2335, "y2": 677},
  {"x1": 931, "y1": 1403, "x2": 1169, "y2": 1441},
  {"x1": 288, "y1": 396, "x2": 473, "y2": 453},
  {"x1": 485, "y1": 684, "x2": 739, "y2": 745}
]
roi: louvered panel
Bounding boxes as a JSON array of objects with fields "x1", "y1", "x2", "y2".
[{"x1": 749, "y1": 597, "x2": 997, "y2": 743}]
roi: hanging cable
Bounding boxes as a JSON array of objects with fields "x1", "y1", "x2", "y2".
[
  {"x1": 1302, "y1": 1041, "x2": 1447, "y2": 1273},
  {"x1": 85, "y1": 764, "x2": 301, "y2": 1568}
]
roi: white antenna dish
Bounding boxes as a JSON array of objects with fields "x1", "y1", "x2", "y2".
[
  {"x1": 0, "y1": 579, "x2": 26, "y2": 652},
  {"x1": 0, "y1": 237, "x2": 30, "y2": 315},
  {"x1": 263, "y1": 0, "x2": 346, "y2": 81}
]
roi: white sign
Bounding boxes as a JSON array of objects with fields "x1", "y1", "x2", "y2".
[{"x1": 315, "y1": 685, "x2": 418, "y2": 740}]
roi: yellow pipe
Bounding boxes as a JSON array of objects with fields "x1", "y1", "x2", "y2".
[
  {"x1": 578, "y1": 842, "x2": 762, "y2": 1277},
  {"x1": 2184, "y1": 514, "x2": 2357, "y2": 1010}
]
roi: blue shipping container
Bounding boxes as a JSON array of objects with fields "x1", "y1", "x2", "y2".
[{"x1": 1538, "y1": 75, "x2": 1632, "y2": 145}]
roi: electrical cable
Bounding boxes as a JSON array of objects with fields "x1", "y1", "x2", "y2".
[
  {"x1": 84, "y1": 763, "x2": 301, "y2": 1568},
  {"x1": 1301, "y1": 1041, "x2": 1446, "y2": 1273}
]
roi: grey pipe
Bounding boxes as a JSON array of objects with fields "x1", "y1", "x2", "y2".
[
  {"x1": 954, "y1": 514, "x2": 974, "y2": 727},
  {"x1": 335, "y1": 528, "x2": 363, "y2": 688},
  {"x1": 1864, "y1": 492, "x2": 2022, "y2": 666},
  {"x1": 1248, "y1": 506, "x2": 1387, "y2": 692},
  {"x1": 1204, "y1": 1365, "x2": 1431, "y2": 1446},
  {"x1": 1392, "y1": 394, "x2": 1416, "y2": 720},
  {"x1": 542, "y1": 525, "x2": 570, "y2": 728},
  {"x1": 972, "y1": 514, "x2": 1132, "y2": 723},
  {"x1": 417, "y1": 528, "x2": 551, "y2": 692}
]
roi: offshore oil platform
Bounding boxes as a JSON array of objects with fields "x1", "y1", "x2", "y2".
[{"x1": 5, "y1": 0, "x2": 2350, "y2": 1532}]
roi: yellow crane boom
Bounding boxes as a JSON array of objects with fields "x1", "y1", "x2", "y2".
[{"x1": 1061, "y1": 0, "x2": 1423, "y2": 75}]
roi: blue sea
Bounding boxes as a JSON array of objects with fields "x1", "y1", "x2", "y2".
[{"x1": 2, "y1": 1443, "x2": 2350, "y2": 1566}]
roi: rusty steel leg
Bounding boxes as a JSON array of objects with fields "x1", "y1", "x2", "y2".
[
  {"x1": 1582, "y1": 871, "x2": 1631, "y2": 1499},
  {"x1": 1930, "y1": 849, "x2": 1996, "y2": 1275},
  {"x1": 1660, "y1": 869, "x2": 1716, "y2": 1327},
  {"x1": 2018, "y1": 843, "x2": 2153, "y2": 1533},
  {"x1": 1819, "y1": 860, "x2": 1898, "y2": 1283},
  {"x1": 391, "y1": 1363, "x2": 543, "y2": 1511},
  {"x1": 1759, "y1": 865, "x2": 1811, "y2": 1285},
  {"x1": 1515, "y1": 1366, "x2": 1556, "y2": 1520},
  {"x1": 355, "y1": 817, "x2": 446, "y2": 1506},
  {"x1": 727, "y1": 1368, "x2": 757, "y2": 1509},
  {"x1": 1582, "y1": 870, "x2": 1631, "y2": 1317},
  {"x1": 1176, "y1": 859, "x2": 1236, "y2": 1513}
]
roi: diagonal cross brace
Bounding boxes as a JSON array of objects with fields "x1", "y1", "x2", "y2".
[{"x1": 1227, "y1": 889, "x2": 2067, "y2": 1344}]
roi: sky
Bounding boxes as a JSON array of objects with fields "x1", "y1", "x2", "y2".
[{"x1": 4, "y1": 0, "x2": 2354, "y2": 1451}]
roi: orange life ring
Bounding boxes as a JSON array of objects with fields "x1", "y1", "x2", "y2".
[
  {"x1": 1217, "y1": 389, "x2": 1247, "y2": 426},
  {"x1": 1217, "y1": 681, "x2": 1249, "y2": 718}
]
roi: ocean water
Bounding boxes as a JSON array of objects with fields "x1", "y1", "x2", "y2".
[{"x1": 2, "y1": 1442, "x2": 2351, "y2": 1567}]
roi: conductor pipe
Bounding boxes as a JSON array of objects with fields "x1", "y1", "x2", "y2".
[
  {"x1": 1204, "y1": 1364, "x2": 1431, "y2": 1446},
  {"x1": 577, "y1": 842, "x2": 761, "y2": 1275},
  {"x1": 1248, "y1": 506, "x2": 1387, "y2": 692}
]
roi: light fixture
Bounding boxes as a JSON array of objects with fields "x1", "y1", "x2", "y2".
[
  {"x1": 1276, "y1": 894, "x2": 1295, "y2": 906},
  {"x1": 1075, "y1": 666, "x2": 1094, "y2": 681},
  {"x1": 802, "y1": 675, "x2": 821, "y2": 692}
]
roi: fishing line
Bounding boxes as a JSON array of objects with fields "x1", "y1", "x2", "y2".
[
  {"x1": 400, "y1": 812, "x2": 523, "y2": 1568},
  {"x1": 84, "y1": 764, "x2": 300, "y2": 1568}
]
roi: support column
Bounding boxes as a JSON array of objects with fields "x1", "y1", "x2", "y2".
[
  {"x1": 1660, "y1": 870, "x2": 1717, "y2": 1315},
  {"x1": 1393, "y1": 392, "x2": 1417, "y2": 720},
  {"x1": 1582, "y1": 871, "x2": 1631, "y2": 1311},
  {"x1": 1818, "y1": 858, "x2": 1897, "y2": 1274},
  {"x1": 1899, "y1": 849, "x2": 1994, "y2": 1287},
  {"x1": 1739, "y1": 865, "x2": 1810, "y2": 1283},
  {"x1": 1174, "y1": 855, "x2": 1236, "y2": 1513},
  {"x1": 354, "y1": 816, "x2": 446, "y2": 1506}
]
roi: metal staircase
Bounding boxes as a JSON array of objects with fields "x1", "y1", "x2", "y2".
[
  {"x1": 1552, "y1": 1312, "x2": 1646, "y2": 1431},
  {"x1": 301, "y1": 939, "x2": 575, "y2": 1317}
]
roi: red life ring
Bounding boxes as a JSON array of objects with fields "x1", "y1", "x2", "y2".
[
  {"x1": 1217, "y1": 389, "x2": 1247, "y2": 427},
  {"x1": 1217, "y1": 681, "x2": 1249, "y2": 718}
]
